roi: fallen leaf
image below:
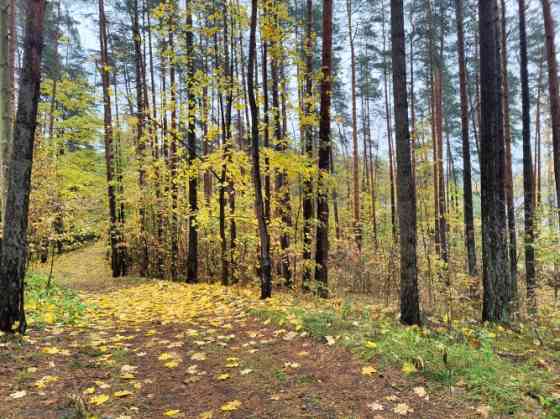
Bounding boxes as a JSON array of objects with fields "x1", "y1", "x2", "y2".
[
  {"x1": 401, "y1": 361, "x2": 417, "y2": 375},
  {"x1": 365, "y1": 341, "x2": 377, "y2": 349},
  {"x1": 191, "y1": 352, "x2": 207, "y2": 361},
  {"x1": 9, "y1": 390, "x2": 27, "y2": 399},
  {"x1": 113, "y1": 390, "x2": 133, "y2": 398},
  {"x1": 476, "y1": 405, "x2": 490, "y2": 418},
  {"x1": 217, "y1": 373, "x2": 230, "y2": 381},
  {"x1": 325, "y1": 336, "x2": 336, "y2": 346},
  {"x1": 83, "y1": 387, "x2": 96, "y2": 395},
  {"x1": 42, "y1": 347, "x2": 60, "y2": 355},
  {"x1": 89, "y1": 394, "x2": 109, "y2": 406},
  {"x1": 164, "y1": 409, "x2": 182, "y2": 417},
  {"x1": 220, "y1": 400, "x2": 241, "y2": 411},
  {"x1": 361, "y1": 366, "x2": 377, "y2": 376},
  {"x1": 414, "y1": 386, "x2": 428, "y2": 399},
  {"x1": 367, "y1": 402, "x2": 384, "y2": 411},
  {"x1": 240, "y1": 368, "x2": 253, "y2": 375},
  {"x1": 394, "y1": 402, "x2": 414, "y2": 416}
]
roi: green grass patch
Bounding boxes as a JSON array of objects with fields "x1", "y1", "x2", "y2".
[
  {"x1": 25, "y1": 272, "x2": 87, "y2": 327},
  {"x1": 250, "y1": 300, "x2": 560, "y2": 417}
]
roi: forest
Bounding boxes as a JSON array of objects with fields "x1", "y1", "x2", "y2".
[{"x1": 1, "y1": 0, "x2": 560, "y2": 417}]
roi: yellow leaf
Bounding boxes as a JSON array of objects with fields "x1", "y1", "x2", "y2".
[
  {"x1": 42, "y1": 311, "x2": 57, "y2": 324},
  {"x1": 401, "y1": 361, "x2": 417, "y2": 375},
  {"x1": 220, "y1": 400, "x2": 241, "y2": 412},
  {"x1": 159, "y1": 352, "x2": 173, "y2": 361},
  {"x1": 394, "y1": 402, "x2": 414, "y2": 416},
  {"x1": 365, "y1": 341, "x2": 377, "y2": 349},
  {"x1": 217, "y1": 373, "x2": 230, "y2": 380},
  {"x1": 42, "y1": 346, "x2": 60, "y2": 355},
  {"x1": 199, "y1": 411, "x2": 213, "y2": 419},
  {"x1": 165, "y1": 360, "x2": 180, "y2": 368},
  {"x1": 89, "y1": 394, "x2": 109, "y2": 405},
  {"x1": 113, "y1": 390, "x2": 133, "y2": 398},
  {"x1": 361, "y1": 366, "x2": 377, "y2": 376},
  {"x1": 191, "y1": 352, "x2": 207, "y2": 361},
  {"x1": 83, "y1": 387, "x2": 96, "y2": 395},
  {"x1": 164, "y1": 410, "x2": 182, "y2": 417}
]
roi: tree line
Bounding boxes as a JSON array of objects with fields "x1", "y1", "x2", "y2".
[{"x1": 1, "y1": 0, "x2": 560, "y2": 332}]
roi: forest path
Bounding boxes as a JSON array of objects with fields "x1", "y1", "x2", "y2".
[{"x1": 1, "y1": 244, "x2": 472, "y2": 418}]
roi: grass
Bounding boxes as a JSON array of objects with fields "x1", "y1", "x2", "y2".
[
  {"x1": 250, "y1": 296, "x2": 560, "y2": 417},
  {"x1": 25, "y1": 272, "x2": 87, "y2": 328}
]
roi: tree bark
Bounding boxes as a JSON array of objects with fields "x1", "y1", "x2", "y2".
[
  {"x1": 541, "y1": 0, "x2": 560, "y2": 226},
  {"x1": 391, "y1": 0, "x2": 420, "y2": 325},
  {"x1": 0, "y1": 0, "x2": 46, "y2": 333},
  {"x1": 302, "y1": 0, "x2": 314, "y2": 291},
  {"x1": 248, "y1": 0, "x2": 272, "y2": 299},
  {"x1": 500, "y1": 0, "x2": 517, "y2": 301},
  {"x1": 479, "y1": 0, "x2": 511, "y2": 322},
  {"x1": 314, "y1": 0, "x2": 333, "y2": 298},
  {"x1": 185, "y1": 0, "x2": 198, "y2": 283},
  {"x1": 131, "y1": 0, "x2": 148, "y2": 276},
  {"x1": 347, "y1": 0, "x2": 361, "y2": 250},
  {"x1": 455, "y1": 0, "x2": 477, "y2": 276},
  {"x1": 382, "y1": 0, "x2": 397, "y2": 243},
  {"x1": 518, "y1": 0, "x2": 536, "y2": 313}
]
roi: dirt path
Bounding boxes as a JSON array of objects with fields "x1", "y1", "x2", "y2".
[{"x1": 1, "y1": 245, "x2": 474, "y2": 418}]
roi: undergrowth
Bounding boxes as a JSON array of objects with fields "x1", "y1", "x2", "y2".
[
  {"x1": 25, "y1": 272, "x2": 86, "y2": 327},
  {"x1": 250, "y1": 296, "x2": 560, "y2": 417}
]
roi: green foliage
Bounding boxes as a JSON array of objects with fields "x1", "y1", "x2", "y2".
[
  {"x1": 252, "y1": 299, "x2": 559, "y2": 417},
  {"x1": 25, "y1": 273, "x2": 86, "y2": 327}
]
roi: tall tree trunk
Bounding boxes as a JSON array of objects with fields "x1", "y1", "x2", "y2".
[
  {"x1": 391, "y1": 0, "x2": 420, "y2": 326},
  {"x1": 500, "y1": 0, "x2": 517, "y2": 302},
  {"x1": 535, "y1": 53, "x2": 544, "y2": 209},
  {"x1": 248, "y1": 0, "x2": 272, "y2": 299},
  {"x1": 132, "y1": 0, "x2": 148, "y2": 276},
  {"x1": 315, "y1": 0, "x2": 333, "y2": 297},
  {"x1": 0, "y1": 0, "x2": 15, "y2": 216},
  {"x1": 455, "y1": 0, "x2": 477, "y2": 276},
  {"x1": 98, "y1": 0, "x2": 127, "y2": 280},
  {"x1": 185, "y1": 0, "x2": 198, "y2": 283},
  {"x1": 541, "y1": 0, "x2": 560, "y2": 226},
  {"x1": 382, "y1": 0, "x2": 397, "y2": 243},
  {"x1": 479, "y1": 0, "x2": 511, "y2": 322},
  {"x1": 271, "y1": 28, "x2": 292, "y2": 287},
  {"x1": 0, "y1": 0, "x2": 46, "y2": 333},
  {"x1": 261, "y1": 21, "x2": 271, "y2": 223},
  {"x1": 346, "y1": 0, "x2": 361, "y2": 249},
  {"x1": 168, "y1": 12, "x2": 178, "y2": 281},
  {"x1": 302, "y1": 0, "x2": 314, "y2": 291},
  {"x1": 518, "y1": 0, "x2": 536, "y2": 313}
]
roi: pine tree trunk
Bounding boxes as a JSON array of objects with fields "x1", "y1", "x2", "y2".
[
  {"x1": 382, "y1": 0, "x2": 397, "y2": 243},
  {"x1": 185, "y1": 0, "x2": 198, "y2": 283},
  {"x1": 518, "y1": 0, "x2": 536, "y2": 313},
  {"x1": 302, "y1": 0, "x2": 314, "y2": 291},
  {"x1": 479, "y1": 0, "x2": 511, "y2": 322},
  {"x1": 347, "y1": 0, "x2": 361, "y2": 250},
  {"x1": 500, "y1": 0, "x2": 517, "y2": 302},
  {"x1": 541, "y1": 0, "x2": 560, "y2": 227},
  {"x1": 391, "y1": 0, "x2": 420, "y2": 326},
  {"x1": 271, "y1": 31, "x2": 292, "y2": 287},
  {"x1": 168, "y1": 16, "x2": 178, "y2": 281},
  {"x1": 455, "y1": 0, "x2": 477, "y2": 276},
  {"x1": 314, "y1": 0, "x2": 333, "y2": 297}
]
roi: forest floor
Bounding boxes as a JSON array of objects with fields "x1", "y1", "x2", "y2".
[{"x1": 0, "y1": 243, "x2": 559, "y2": 418}]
